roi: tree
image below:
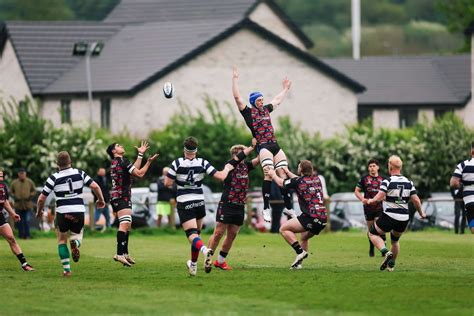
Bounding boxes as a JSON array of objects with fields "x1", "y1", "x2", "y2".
[
  {"x1": 0, "y1": 0, "x2": 74, "y2": 20},
  {"x1": 436, "y1": 0, "x2": 474, "y2": 51}
]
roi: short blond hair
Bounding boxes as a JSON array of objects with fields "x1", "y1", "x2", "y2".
[
  {"x1": 230, "y1": 144, "x2": 245, "y2": 156},
  {"x1": 388, "y1": 155, "x2": 403, "y2": 170}
]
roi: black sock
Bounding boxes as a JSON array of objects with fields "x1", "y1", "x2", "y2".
[
  {"x1": 280, "y1": 187, "x2": 293, "y2": 209},
  {"x1": 124, "y1": 231, "x2": 130, "y2": 254},
  {"x1": 263, "y1": 180, "x2": 272, "y2": 209},
  {"x1": 16, "y1": 253, "x2": 27, "y2": 265},
  {"x1": 291, "y1": 241, "x2": 303, "y2": 255},
  {"x1": 219, "y1": 251, "x2": 228, "y2": 258},
  {"x1": 368, "y1": 237, "x2": 374, "y2": 251},
  {"x1": 117, "y1": 231, "x2": 127, "y2": 255}
]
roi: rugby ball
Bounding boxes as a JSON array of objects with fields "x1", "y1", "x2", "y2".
[{"x1": 163, "y1": 82, "x2": 174, "y2": 99}]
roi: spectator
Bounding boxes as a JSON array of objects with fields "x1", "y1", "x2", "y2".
[
  {"x1": 156, "y1": 167, "x2": 176, "y2": 228},
  {"x1": 10, "y1": 168, "x2": 36, "y2": 239},
  {"x1": 93, "y1": 167, "x2": 111, "y2": 230}
]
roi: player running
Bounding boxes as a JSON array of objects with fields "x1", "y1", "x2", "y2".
[
  {"x1": 206, "y1": 140, "x2": 258, "y2": 272},
  {"x1": 266, "y1": 160, "x2": 327, "y2": 269},
  {"x1": 354, "y1": 158, "x2": 386, "y2": 257},
  {"x1": 232, "y1": 66, "x2": 294, "y2": 223},
  {"x1": 164, "y1": 136, "x2": 235, "y2": 276},
  {"x1": 0, "y1": 168, "x2": 35, "y2": 271},
  {"x1": 36, "y1": 151, "x2": 105, "y2": 276},
  {"x1": 366, "y1": 155, "x2": 426, "y2": 272},
  {"x1": 450, "y1": 141, "x2": 474, "y2": 234},
  {"x1": 106, "y1": 141, "x2": 158, "y2": 266}
]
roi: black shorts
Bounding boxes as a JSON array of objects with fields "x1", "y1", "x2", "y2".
[
  {"x1": 0, "y1": 212, "x2": 7, "y2": 226},
  {"x1": 216, "y1": 202, "x2": 245, "y2": 226},
  {"x1": 364, "y1": 209, "x2": 383, "y2": 221},
  {"x1": 376, "y1": 212, "x2": 409, "y2": 233},
  {"x1": 111, "y1": 198, "x2": 132, "y2": 213},
  {"x1": 257, "y1": 142, "x2": 281, "y2": 156},
  {"x1": 55, "y1": 212, "x2": 84, "y2": 233},
  {"x1": 177, "y1": 200, "x2": 206, "y2": 224},
  {"x1": 466, "y1": 203, "x2": 474, "y2": 228},
  {"x1": 297, "y1": 212, "x2": 327, "y2": 235}
]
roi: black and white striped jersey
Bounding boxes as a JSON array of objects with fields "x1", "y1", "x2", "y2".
[
  {"x1": 379, "y1": 175, "x2": 416, "y2": 221},
  {"x1": 41, "y1": 168, "x2": 94, "y2": 213},
  {"x1": 452, "y1": 158, "x2": 474, "y2": 207},
  {"x1": 166, "y1": 157, "x2": 217, "y2": 203}
]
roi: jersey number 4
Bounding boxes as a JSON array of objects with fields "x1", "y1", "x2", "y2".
[{"x1": 186, "y1": 170, "x2": 195, "y2": 185}]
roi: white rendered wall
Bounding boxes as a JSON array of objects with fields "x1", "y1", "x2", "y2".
[{"x1": 373, "y1": 109, "x2": 399, "y2": 129}]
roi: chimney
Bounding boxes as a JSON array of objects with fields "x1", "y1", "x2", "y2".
[{"x1": 351, "y1": 0, "x2": 361, "y2": 60}]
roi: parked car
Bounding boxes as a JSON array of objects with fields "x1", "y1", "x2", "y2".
[
  {"x1": 411, "y1": 192, "x2": 455, "y2": 230},
  {"x1": 329, "y1": 192, "x2": 366, "y2": 230}
]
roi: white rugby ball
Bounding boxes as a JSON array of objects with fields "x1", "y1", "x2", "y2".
[{"x1": 163, "y1": 82, "x2": 174, "y2": 99}]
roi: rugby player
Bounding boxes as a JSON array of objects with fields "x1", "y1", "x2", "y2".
[
  {"x1": 36, "y1": 151, "x2": 105, "y2": 276},
  {"x1": 232, "y1": 66, "x2": 294, "y2": 223},
  {"x1": 0, "y1": 168, "x2": 35, "y2": 271},
  {"x1": 266, "y1": 160, "x2": 327, "y2": 269},
  {"x1": 354, "y1": 158, "x2": 386, "y2": 256},
  {"x1": 107, "y1": 141, "x2": 158, "y2": 266},
  {"x1": 366, "y1": 155, "x2": 426, "y2": 272}
]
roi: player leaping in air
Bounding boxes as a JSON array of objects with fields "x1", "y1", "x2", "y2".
[{"x1": 232, "y1": 66, "x2": 294, "y2": 223}]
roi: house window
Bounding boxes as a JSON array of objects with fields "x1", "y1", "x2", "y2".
[
  {"x1": 60, "y1": 99, "x2": 71, "y2": 124},
  {"x1": 101, "y1": 98, "x2": 111, "y2": 129},
  {"x1": 434, "y1": 108, "x2": 454, "y2": 119},
  {"x1": 399, "y1": 109, "x2": 418, "y2": 128},
  {"x1": 358, "y1": 108, "x2": 373, "y2": 123}
]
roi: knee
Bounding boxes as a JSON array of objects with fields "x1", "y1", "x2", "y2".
[
  {"x1": 390, "y1": 232, "x2": 401, "y2": 243},
  {"x1": 214, "y1": 229, "x2": 225, "y2": 239},
  {"x1": 6, "y1": 235, "x2": 16, "y2": 245}
]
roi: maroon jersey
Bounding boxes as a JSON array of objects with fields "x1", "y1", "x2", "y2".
[
  {"x1": 240, "y1": 104, "x2": 276, "y2": 145},
  {"x1": 0, "y1": 182, "x2": 9, "y2": 209},
  {"x1": 221, "y1": 161, "x2": 255, "y2": 205},
  {"x1": 357, "y1": 174, "x2": 384, "y2": 212},
  {"x1": 110, "y1": 157, "x2": 135, "y2": 200},
  {"x1": 284, "y1": 175, "x2": 327, "y2": 220}
]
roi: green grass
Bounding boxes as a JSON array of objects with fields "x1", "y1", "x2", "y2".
[{"x1": 1, "y1": 231, "x2": 472, "y2": 315}]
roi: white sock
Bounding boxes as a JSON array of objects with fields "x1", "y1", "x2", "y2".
[
  {"x1": 200, "y1": 245, "x2": 208, "y2": 254},
  {"x1": 218, "y1": 254, "x2": 226, "y2": 264}
]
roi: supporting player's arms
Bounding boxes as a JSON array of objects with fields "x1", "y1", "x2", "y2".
[
  {"x1": 36, "y1": 193, "x2": 48, "y2": 218},
  {"x1": 89, "y1": 181, "x2": 106, "y2": 208},
  {"x1": 270, "y1": 77, "x2": 292, "y2": 110},
  {"x1": 232, "y1": 66, "x2": 246, "y2": 111},
  {"x1": 265, "y1": 168, "x2": 285, "y2": 187},
  {"x1": 132, "y1": 153, "x2": 159, "y2": 178},
  {"x1": 4, "y1": 200, "x2": 20, "y2": 222},
  {"x1": 410, "y1": 194, "x2": 426, "y2": 219}
]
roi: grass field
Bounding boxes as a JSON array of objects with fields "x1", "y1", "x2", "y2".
[{"x1": 1, "y1": 230, "x2": 472, "y2": 315}]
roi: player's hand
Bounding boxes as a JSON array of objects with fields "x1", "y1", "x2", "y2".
[
  {"x1": 282, "y1": 77, "x2": 292, "y2": 90},
  {"x1": 232, "y1": 66, "x2": 239, "y2": 79},
  {"x1": 135, "y1": 140, "x2": 150, "y2": 154},
  {"x1": 366, "y1": 199, "x2": 373, "y2": 205},
  {"x1": 419, "y1": 212, "x2": 426, "y2": 219},
  {"x1": 224, "y1": 164, "x2": 234, "y2": 172},
  {"x1": 148, "y1": 153, "x2": 159, "y2": 162},
  {"x1": 13, "y1": 213, "x2": 21, "y2": 222},
  {"x1": 251, "y1": 138, "x2": 257, "y2": 147},
  {"x1": 362, "y1": 199, "x2": 368, "y2": 205},
  {"x1": 96, "y1": 200, "x2": 106, "y2": 209}
]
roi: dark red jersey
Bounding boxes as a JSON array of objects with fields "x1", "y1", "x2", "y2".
[
  {"x1": 221, "y1": 160, "x2": 255, "y2": 205},
  {"x1": 357, "y1": 174, "x2": 384, "y2": 212},
  {"x1": 110, "y1": 157, "x2": 135, "y2": 200},
  {"x1": 0, "y1": 182, "x2": 9, "y2": 210},
  {"x1": 284, "y1": 175, "x2": 327, "y2": 220},
  {"x1": 240, "y1": 104, "x2": 276, "y2": 145}
]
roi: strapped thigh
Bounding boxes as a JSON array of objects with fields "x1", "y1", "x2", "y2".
[
  {"x1": 260, "y1": 158, "x2": 274, "y2": 170},
  {"x1": 274, "y1": 159, "x2": 288, "y2": 170},
  {"x1": 119, "y1": 215, "x2": 132, "y2": 224}
]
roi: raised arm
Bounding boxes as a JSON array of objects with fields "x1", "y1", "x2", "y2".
[
  {"x1": 133, "y1": 140, "x2": 151, "y2": 170},
  {"x1": 232, "y1": 66, "x2": 246, "y2": 111},
  {"x1": 132, "y1": 153, "x2": 159, "y2": 178},
  {"x1": 270, "y1": 77, "x2": 292, "y2": 109},
  {"x1": 212, "y1": 165, "x2": 234, "y2": 182}
]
